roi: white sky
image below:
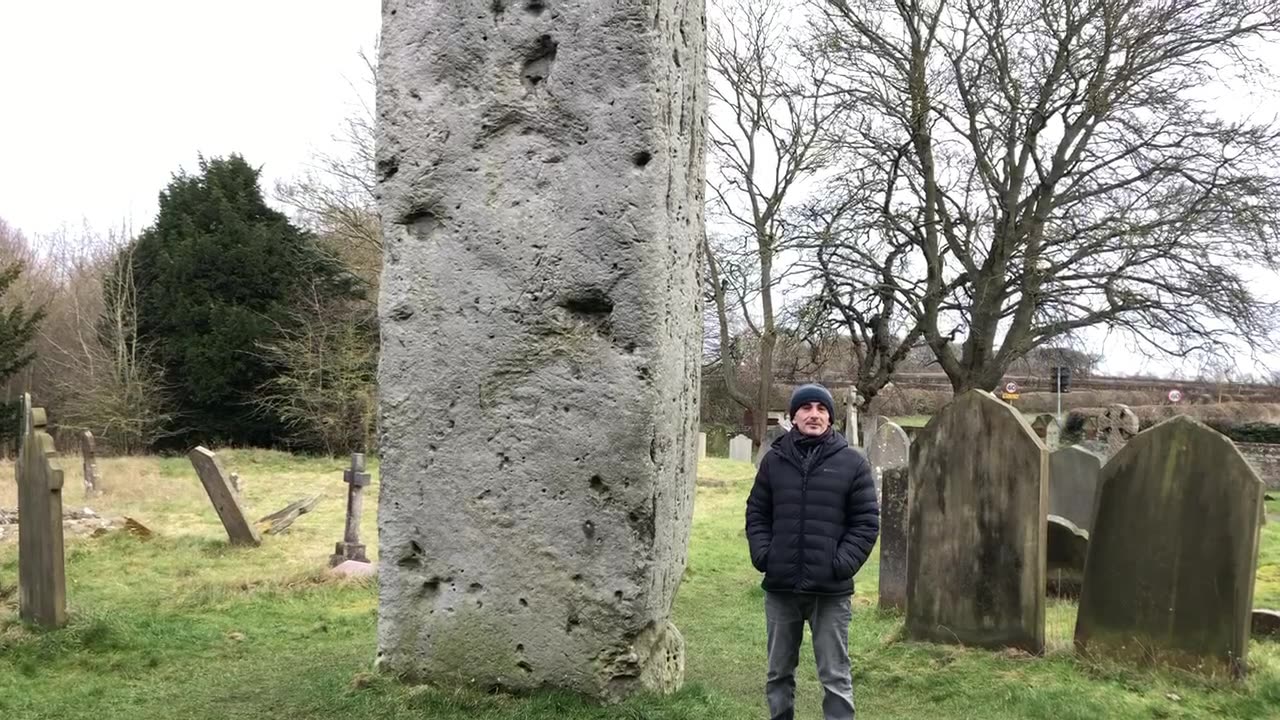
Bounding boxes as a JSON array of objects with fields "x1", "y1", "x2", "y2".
[
  {"x1": 0, "y1": 0, "x2": 381, "y2": 238},
  {"x1": 0, "y1": 1, "x2": 1276, "y2": 380}
]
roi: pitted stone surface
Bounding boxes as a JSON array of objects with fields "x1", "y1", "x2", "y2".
[{"x1": 374, "y1": 0, "x2": 706, "y2": 701}]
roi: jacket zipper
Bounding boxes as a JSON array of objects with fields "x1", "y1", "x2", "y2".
[{"x1": 799, "y1": 459, "x2": 810, "y2": 588}]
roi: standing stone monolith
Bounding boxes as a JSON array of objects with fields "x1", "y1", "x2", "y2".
[
  {"x1": 188, "y1": 446, "x2": 261, "y2": 547},
  {"x1": 1049, "y1": 446, "x2": 1102, "y2": 531},
  {"x1": 867, "y1": 421, "x2": 909, "y2": 490},
  {"x1": 330, "y1": 453, "x2": 371, "y2": 566},
  {"x1": 17, "y1": 394, "x2": 67, "y2": 628},
  {"x1": 1075, "y1": 416, "x2": 1264, "y2": 677},
  {"x1": 729, "y1": 434, "x2": 752, "y2": 463},
  {"x1": 81, "y1": 430, "x2": 100, "y2": 497},
  {"x1": 878, "y1": 467, "x2": 909, "y2": 612},
  {"x1": 905, "y1": 390, "x2": 1047, "y2": 653},
  {"x1": 374, "y1": 0, "x2": 706, "y2": 700}
]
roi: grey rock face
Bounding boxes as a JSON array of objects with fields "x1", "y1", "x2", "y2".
[{"x1": 374, "y1": 0, "x2": 706, "y2": 701}]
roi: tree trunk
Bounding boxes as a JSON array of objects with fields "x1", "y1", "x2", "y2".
[{"x1": 754, "y1": 330, "x2": 776, "y2": 444}]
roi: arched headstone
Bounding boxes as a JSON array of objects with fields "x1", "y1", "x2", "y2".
[
  {"x1": 1049, "y1": 446, "x2": 1103, "y2": 531},
  {"x1": 906, "y1": 390, "x2": 1047, "y2": 653},
  {"x1": 1075, "y1": 416, "x2": 1264, "y2": 677},
  {"x1": 868, "y1": 421, "x2": 909, "y2": 490},
  {"x1": 728, "y1": 434, "x2": 753, "y2": 463}
]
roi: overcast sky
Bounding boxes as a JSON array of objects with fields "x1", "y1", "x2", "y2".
[
  {"x1": 0, "y1": 0, "x2": 381, "y2": 238},
  {"x1": 1, "y1": 1, "x2": 1276, "y2": 380}
]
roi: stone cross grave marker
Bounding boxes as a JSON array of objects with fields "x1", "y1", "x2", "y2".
[
  {"x1": 17, "y1": 393, "x2": 67, "y2": 628},
  {"x1": 188, "y1": 446, "x2": 261, "y2": 547},
  {"x1": 868, "y1": 421, "x2": 910, "y2": 491},
  {"x1": 80, "y1": 430, "x2": 100, "y2": 496},
  {"x1": 729, "y1": 434, "x2": 753, "y2": 463},
  {"x1": 1049, "y1": 445, "x2": 1103, "y2": 531},
  {"x1": 330, "y1": 452, "x2": 371, "y2": 566},
  {"x1": 1099, "y1": 404, "x2": 1139, "y2": 456},
  {"x1": 1075, "y1": 416, "x2": 1264, "y2": 677},
  {"x1": 374, "y1": 0, "x2": 705, "y2": 700},
  {"x1": 906, "y1": 390, "x2": 1047, "y2": 653},
  {"x1": 878, "y1": 467, "x2": 909, "y2": 612}
]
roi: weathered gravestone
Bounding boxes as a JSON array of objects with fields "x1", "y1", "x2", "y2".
[
  {"x1": 1253, "y1": 609, "x2": 1280, "y2": 640},
  {"x1": 867, "y1": 421, "x2": 909, "y2": 490},
  {"x1": 330, "y1": 453, "x2": 371, "y2": 566},
  {"x1": 80, "y1": 430, "x2": 101, "y2": 496},
  {"x1": 375, "y1": 0, "x2": 705, "y2": 700},
  {"x1": 17, "y1": 394, "x2": 68, "y2": 628},
  {"x1": 1046, "y1": 515, "x2": 1088, "y2": 598},
  {"x1": 188, "y1": 446, "x2": 261, "y2": 547},
  {"x1": 697, "y1": 432, "x2": 706, "y2": 460},
  {"x1": 1099, "y1": 404, "x2": 1139, "y2": 456},
  {"x1": 1031, "y1": 414, "x2": 1061, "y2": 450},
  {"x1": 1049, "y1": 446, "x2": 1103, "y2": 531},
  {"x1": 753, "y1": 425, "x2": 786, "y2": 466},
  {"x1": 729, "y1": 434, "x2": 753, "y2": 463},
  {"x1": 906, "y1": 390, "x2": 1047, "y2": 653},
  {"x1": 1075, "y1": 416, "x2": 1264, "y2": 677},
  {"x1": 878, "y1": 467, "x2": 909, "y2": 612}
]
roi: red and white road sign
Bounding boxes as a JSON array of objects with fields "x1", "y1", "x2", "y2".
[
  {"x1": 1004, "y1": 381, "x2": 1019, "y2": 394},
  {"x1": 1168, "y1": 389, "x2": 1183, "y2": 403}
]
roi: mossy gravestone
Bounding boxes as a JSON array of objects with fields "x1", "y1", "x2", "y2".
[
  {"x1": 906, "y1": 390, "x2": 1047, "y2": 653},
  {"x1": 878, "y1": 467, "x2": 909, "y2": 611},
  {"x1": 1075, "y1": 416, "x2": 1264, "y2": 677},
  {"x1": 375, "y1": 0, "x2": 706, "y2": 701},
  {"x1": 17, "y1": 393, "x2": 67, "y2": 628}
]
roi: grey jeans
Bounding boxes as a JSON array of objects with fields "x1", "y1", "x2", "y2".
[{"x1": 765, "y1": 591, "x2": 855, "y2": 720}]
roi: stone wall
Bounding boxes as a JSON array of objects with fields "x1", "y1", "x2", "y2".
[{"x1": 1238, "y1": 443, "x2": 1280, "y2": 490}]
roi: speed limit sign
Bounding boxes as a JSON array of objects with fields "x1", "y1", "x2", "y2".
[
  {"x1": 1168, "y1": 389, "x2": 1183, "y2": 403},
  {"x1": 1005, "y1": 381, "x2": 1019, "y2": 394}
]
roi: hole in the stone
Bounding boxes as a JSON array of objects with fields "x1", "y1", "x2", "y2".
[
  {"x1": 559, "y1": 288, "x2": 614, "y2": 318},
  {"x1": 521, "y1": 35, "x2": 558, "y2": 89},
  {"x1": 399, "y1": 208, "x2": 438, "y2": 240},
  {"x1": 491, "y1": 0, "x2": 505, "y2": 14},
  {"x1": 583, "y1": 520, "x2": 595, "y2": 538},
  {"x1": 397, "y1": 541, "x2": 426, "y2": 568},
  {"x1": 517, "y1": 643, "x2": 525, "y2": 652},
  {"x1": 589, "y1": 475, "x2": 606, "y2": 493},
  {"x1": 565, "y1": 615, "x2": 581, "y2": 632},
  {"x1": 519, "y1": 598, "x2": 529, "y2": 607},
  {"x1": 526, "y1": 0, "x2": 546, "y2": 14},
  {"x1": 468, "y1": 583, "x2": 484, "y2": 592},
  {"x1": 517, "y1": 660, "x2": 533, "y2": 673},
  {"x1": 376, "y1": 155, "x2": 399, "y2": 182},
  {"x1": 614, "y1": 591, "x2": 624, "y2": 602},
  {"x1": 632, "y1": 151, "x2": 652, "y2": 167},
  {"x1": 571, "y1": 573, "x2": 583, "y2": 582}
]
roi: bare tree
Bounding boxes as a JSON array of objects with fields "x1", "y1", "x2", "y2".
[
  {"x1": 705, "y1": 0, "x2": 846, "y2": 441},
  {"x1": 813, "y1": 0, "x2": 1280, "y2": 393}
]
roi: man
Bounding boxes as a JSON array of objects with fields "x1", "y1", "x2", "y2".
[{"x1": 746, "y1": 382, "x2": 880, "y2": 720}]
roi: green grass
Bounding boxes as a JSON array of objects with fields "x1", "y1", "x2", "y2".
[{"x1": 1, "y1": 452, "x2": 1278, "y2": 719}]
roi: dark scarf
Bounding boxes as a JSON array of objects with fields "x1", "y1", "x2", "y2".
[{"x1": 790, "y1": 425, "x2": 833, "y2": 470}]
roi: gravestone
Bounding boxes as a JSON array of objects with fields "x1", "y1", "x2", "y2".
[
  {"x1": 753, "y1": 425, "x2": 786, "y2": 466},
  {"x1": 1253, "y1": 609, "x2": 1280, "y2": 640},
  {"x1": 17, "y1": 394, "x2": 68, "y2": 628},
  {"x1": 729, "y1": 434, "x2": 753, "y2": 463},
  {"x1": 878, "y1": 467, "x2": 909, "y2": 612},
  {"x1": 905, "y1": 390, "x2": 1047, "y2": 653},
  {"x1": 697, "y1": 432, "x2": 706, "y2": 460},
  {"x1": 1046, "y1": 515, "x2": 1088, "y2": 598},
  {"x1": 1075, "y1": 416, "x2": 1264, "y2": 677},
  {"x1": 1099, "y1": 404, "x2": 1139, "y2": 455},
  {"x1": 845, "y1": 387, "x2": 860, "y2": 445},
  {"x1": 1031, "y1": 414, "x2": 1061, "y2": 449},
  {"x1": 375, "y1": 0, "x2": 705, "y2": 700},
  {"x1": 80, "y1": 430, "x2": 100, "y2": 496},
  {"x1": 188, "y1": 447, "x2": 261, "y2": 547},
  {"x1": 330, "y1": 453, "x2": 371, "y2": 566},
  {"x1": 1049, "y1": 446, "x2": 1103, "y2": 531},
  {"x1": 867, "y1": 421, "x2": 909, "y2": 490}
]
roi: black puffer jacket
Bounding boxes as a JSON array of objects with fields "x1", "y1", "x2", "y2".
[{"x1": 745, "y1": 427, "x2": 880, "y2": 595}]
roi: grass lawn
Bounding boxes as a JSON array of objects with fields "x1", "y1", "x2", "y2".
[{"x1": 0, "y1": 450, "x2": 1278, "y2": 719}]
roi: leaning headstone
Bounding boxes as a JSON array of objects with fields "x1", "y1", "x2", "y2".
[
  {"x1": 753, "y1": 425, "x2": 786, "y2": 466},
  {"x1": 1075, "y1": 416, "x2": 1264, "y2": 677},
  {"x1": 1049, "y1": 446, "x2": 1103, "y2": 531},
  {"x1": 17, "y1": 394, "x2": 68, "y2": 628},
  {"x1": 906, "y1": 390, "x2": 1047, "y2": 653},
  {"x1": 877, "y1": 467, "x2": 909, "y2": 612},
  {"x1": 697, "y1": 432, "x2": 706, "y2": 460},
  {"x1": 187, "y1": 447, "x2": 261, "y2": 547},
  {"x1": 330, "y1": 453, "x2": 371, "y2": 566},
  {"x1": 1031, "y1": 414, "x2": 1061, "y2": 449},
  {"x1": 729, "y1": 434, "x2": 753, "y2": 463},
  {"x1": 80, "y1": 430, "x2": 100, "y2": 496},
  {"x1": 867, "y1": 421, "x2": 910, "y2": 490},
  {"x1": 1046, "y1": 515, "x2": 1088, "y2": 598},
  {"x1": 374, "y1": 0, "x2": 705, "y2": 700}
]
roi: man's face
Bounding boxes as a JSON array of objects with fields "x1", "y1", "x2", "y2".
[{"x1": 794, "y1": 402, "x2": 830, "y2": 436}]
